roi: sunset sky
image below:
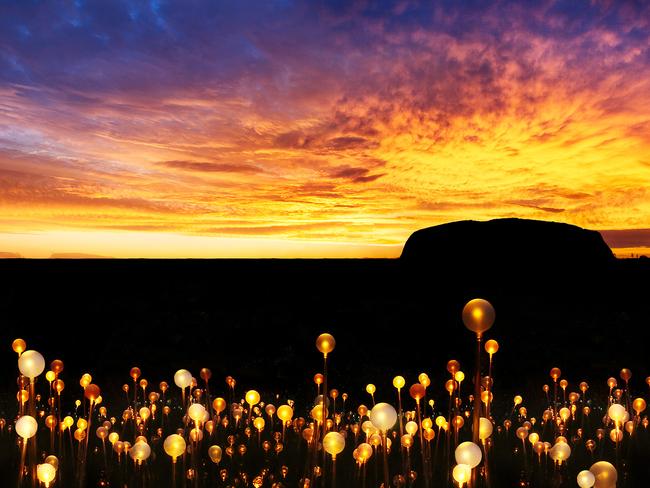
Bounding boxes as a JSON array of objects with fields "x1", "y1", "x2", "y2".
[{"x1": 1, "y1": 1, "x2": 649, "y2": 258}]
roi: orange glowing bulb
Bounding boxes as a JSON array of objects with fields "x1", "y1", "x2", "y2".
[
  {"x1": 633, "y1": 398, "x2": 647, "y2": 415},
  {"x1": 213, "y1": 397, "x2": 227, "y2": 415},
  {"x1": 462, "y1": 299, "x2": 495, "y2": 336},
  {"x1": 409, "y1": 383, "x2": 426, "y2": 401},
  {"x1": 444, "y1": 380, "x2": 456, "y2": 394},
  {"x1": 446, "y1": 360, "x2": 460, "y2": 375},
  {"x1": 130, "y1": 367, "x2": 141, "y2": 380},
  {"x1": 50, "y1": 359, "x2": 64, "y2": 375},
  {"x1": 85, "y1": 384, "x2": 101, "y2": 402},
  {"x1": 620, "y1": 368, "x2": 632, "y2": 382},
  {"x1": 12, "y1": 338, "x2": 26, "y2": 355},
  {"x1": 316, "y1": 333, "x2": 335, "y2": 356},
  {"x1": 484, "y1": 339, "x2": 499, "y2": 355}
]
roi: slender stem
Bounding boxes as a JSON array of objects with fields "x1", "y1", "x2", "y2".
[
  {"x1": 472, "y1": 334, "x2": 483, "y2": 488},
  {"x1": 29, "y1": 380, "x2": 37, "y2": 488},
  {"x1": 487, "y1": 355, "x2": 493, "y2": 419},
  {"x1": 19, "y1": 439, "x2": 27, "y2": 487},
  {"x1": 416, "y1": 401, "x2": 429, "y2": 488},
  {"x1": 473, "y1": 335, "x2": 482, "y2": 443},
  {"x1": 102, "y1": 439, "x2": 108, "y2": 471},
  {"x1": 322, "y1": 354, "x2": 328, "y2": 470},
  {"x1": 382, "y1": 433, "x2": 390, "y2": 488},
  {"x1": 397, "y1": 389, "x2": 404, "y2": 437}
]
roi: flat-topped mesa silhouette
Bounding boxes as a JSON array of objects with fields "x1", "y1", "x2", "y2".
[{"x1": 400, "y1": 218, "x2": 615, "y2": 282}]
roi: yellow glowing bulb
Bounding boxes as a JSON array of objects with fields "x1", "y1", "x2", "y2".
[
  {"x1": 164, "y1": 434, "x2": 186, "y2": 461},
  {"x1": 453, "y1": 463, "x2": 471, "y2": 486},
  {"x1": 245, "y1": 390, "x2": 260, "y2": 407},
  {"x1": 277, "y1": 405, "x2": 294, "y2": 423},
  {"x1": 253, "y1": 417, "x2": 265, "y2": 431},
  {"x1": 37, "y1": 463, "x2": 56, "y2": 487}
]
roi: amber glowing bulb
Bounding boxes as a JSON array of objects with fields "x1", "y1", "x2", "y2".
[
  {"x1": 462, "y1": 298, "x2": 496, "y2": 337},
  {"x1": 485, "y1": 339, "x2": 499, "y2": 356},
  {"x1": 409, "y1": 384, "x2": 426, "y2": 402},
  {"x1": 316, "y1": 333, "x2": 335, "y2": 358},
  {"x1": 633, "y1": 398, "x2": 647, "y2": 416},
  {"x1": 550, "y1": 368, "x2": 561, "y2": 382},
  {"x1": 12, "y1": 338, "x2": 26, "y2": 356},
  {"x1": 446, "y1": 360, "x2": 460, "y2": 376},
  {"x1": 620, "y1": 368, "x2": 632, "y2": 382},
  {"x1": 50, "y1": 359, "x2": 64, "y2": 376}
]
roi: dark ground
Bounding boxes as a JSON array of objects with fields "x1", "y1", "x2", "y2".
[
  {"x1": 0, "y1": 255, "x2": 649, "y2": 417},
  {"x1": 1, "y1": 219, "x2": 650, "y2": 487}
]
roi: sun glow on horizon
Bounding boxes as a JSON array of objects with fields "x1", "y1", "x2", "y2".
[
  {"x1": 0, "y1": 230, "x2": 402, "y2": 259},
  {"x1": 0, "y1": 228, "x2": 647, "y2": 259}
]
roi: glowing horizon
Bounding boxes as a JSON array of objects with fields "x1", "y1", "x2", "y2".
[
  {"x1": 0, "y1": 229, "x2": 401, "y2": 258},
  {"x1": 1, "y1": 2, "x2": 649, "y2": 258}
]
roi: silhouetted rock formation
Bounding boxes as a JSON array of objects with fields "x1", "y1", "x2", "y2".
[{"x1": 400, "y1": 218, "x2": 615, "y2": 283}]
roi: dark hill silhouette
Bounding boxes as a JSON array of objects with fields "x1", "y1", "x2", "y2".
[{"x1": 401, "y1": 218, "x2": 615, "y2": 280}]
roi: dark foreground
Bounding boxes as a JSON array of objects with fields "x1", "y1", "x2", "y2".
[{"x1": 0, "y1": 254, "x2": 649, "y2": 486}]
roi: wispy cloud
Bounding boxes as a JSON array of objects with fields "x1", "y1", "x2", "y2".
[{"x1": 159, "y1": 160, "x2": 264, "y2": 174}]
